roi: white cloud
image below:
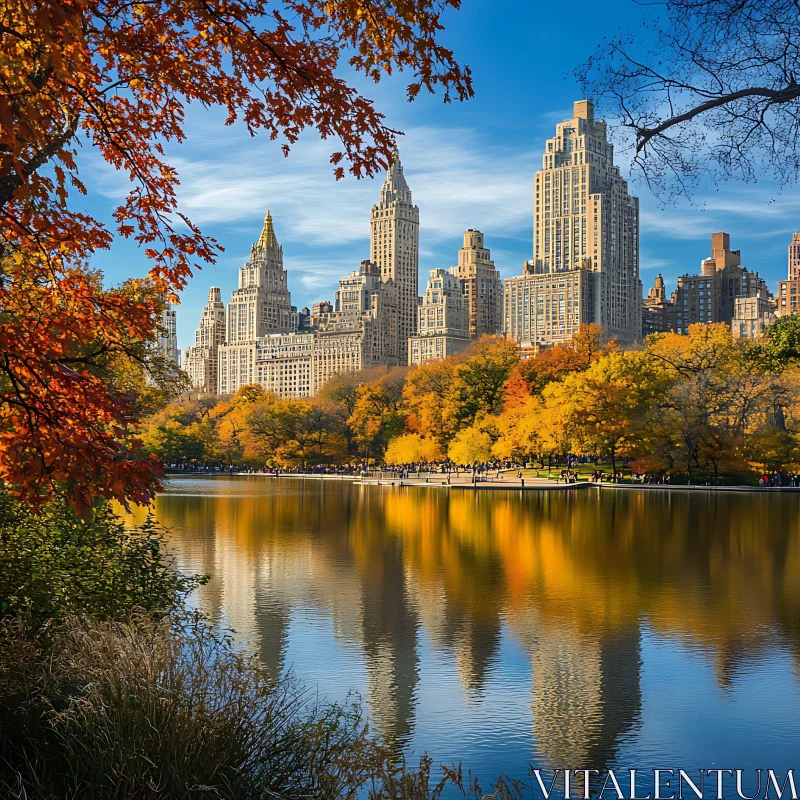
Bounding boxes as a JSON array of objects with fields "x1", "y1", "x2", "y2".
[
  {"x1": 640, "y1": 256, "x2": 673, "y2": 271},
  {"x1": 90, "y1": 110, "x2": 537, "y2": 253}
]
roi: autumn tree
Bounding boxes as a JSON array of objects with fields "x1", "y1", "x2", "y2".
[
  {"x1": 554, "y1": 350, "x2": 659, "y2": 477},
  {"x1": 639, "y1": 325, "x2": 773, "y2": 480},
  {"x1": 0, "y1": 0, "x2": 472, "y2": 508},
  {"x1": 445, "y1": 336, "x2": 519, "y2": 428},
  {"x1": 523, "y1": 393, "x2": 573, "y2": 470},
  {"x1": 243, "y1": 396, "x2": 345, "y2": 467},
  {"x1": 316, "y1": 372, "x2": 363, "y2": 457},
  {"x1": 348, "y1": 367, "x2": 408, "y2": 460},
  {"x1": 577, "y1": 0, "x2": 800, "y2": 199},
  {"x1": 209, "y1": 384, "x2": 268, "y2": 464},
  {"x1": 447, "y1": 426, "x2": 493, "y2": 466},
  {"x1": 402, "y1": 357, "x2": 461, "y2": 445},
  {"x1": 760, "y1": 314, "x2": 800, "y2": 371},
  {"x1": 140, "y1": 402, "x2": 212, "y2": 464},
  {"x1": 384, "y1": 433, "x2": 442, "y2": 465},
  {"x1": 503, "y1": 324, "x2": 616, "y2": 403},
  {"x1": 492, "y1": 396, "x2": 543, "y2": 464}
]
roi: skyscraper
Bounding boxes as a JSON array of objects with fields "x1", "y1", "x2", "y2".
[
  {"x1": 184, "y1": 287, "x2": 226, "y2": 392},
  {"x1": 408, "y1": 268, "x2": 470, "y2": 366},
  {"x1": 641, "y1": 274, "x2": 675, "y2": 336},
  {"x1": 370, "y1": 148, "x2": 419, "y2": 363},
  {"x1": 674, "y1": 232, "x2": 767, "y2": 333},
  {"x1": 450, "y1": 229, "x2": 502, "y2": 338},
  {"x1": 778, "y1": 232, "x2": 800, "y2": 317},
  {"x1": 226, "y1": 210, "x2": 297, "y2": 343},
  {"x1": 505, "y1": 101, "x2": 642, "y2": 346},
  {"x1": 789, "y1": 232, "x2": 800, "y2": 282},
  {"x1": 157, "y1": 305, "x2": 180, "y2": 365}
]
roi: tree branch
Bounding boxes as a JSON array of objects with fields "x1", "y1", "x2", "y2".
[
  {"x1": 636, "y1": 83, "x2": 800, "y2": 151},
  {"x1": 0, "y1": 112, "x2": 78, "y2": 210}
]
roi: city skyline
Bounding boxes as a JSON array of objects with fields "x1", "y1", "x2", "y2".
[
  {"x1": 146, "y1": 127, "x2": 800, "y2": 351},
  {"x1": 178, "y1": 107, "x2": 798, "y2": 395},
  {"x1": 75, "y1": 0, "x2": 800, "y2": 352}
]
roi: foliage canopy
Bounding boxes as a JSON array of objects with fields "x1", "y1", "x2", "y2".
[{"x1": 0, "y1": 0, "x2": 471, "y2": 509}]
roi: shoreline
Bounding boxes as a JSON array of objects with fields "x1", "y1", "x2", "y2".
[{"x1": 165, "y1": 471, "x2": 800, "y2": 493}]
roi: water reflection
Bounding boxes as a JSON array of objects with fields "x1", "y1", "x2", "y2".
[{"x1": 135, "y1": 478, "x2": 800, "y2": 777}]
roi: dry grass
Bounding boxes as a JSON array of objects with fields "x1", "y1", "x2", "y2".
[{"x1": 0, "y1": 614, "x2": 522, "y2": 800}]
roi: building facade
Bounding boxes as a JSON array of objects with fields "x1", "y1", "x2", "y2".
[
  {"x1": 504, "y1": 264, "x2": 600, "y2": 347},
  {"x1": 157, "y1": 305, "x2": 180, "y2": 365},
  {"x1": 217, "y1": 231, "x2": 401, "y2": 396},
  {"x1": 408, "y1": 268, "x2": 471, "y2": 366},
  {"x1": 777, "y1": 232, "x2": 800, "y2": 318},
  {"x1": 198, "y1": 150, "x2": 515, "y2": 395},
  {"x1": 672, "y1": 233, "x2": 767, "y2": 334},
  {"x1": 226, "y1": 210, "x2": 297, "y2": 343},
  {"x1": 732, "y1": 296, "x2": 776, "y2": 340},
  {"x1": 639, "y1": 233, "x2": 771, "y2": 337},
  {"x1": 218, "y1": 335, "x2": 315, "y2": 398},
  {"x1": 449, "y1": 229, "x2": 502, "y2": 338},
  {"x1": 641, "y1": 274, "x2": 675, "y2": 336},
  {"x1": 370, "y1": 148, "x2": 419, "y2": 364},
  {"x1": 309, "y1": 260, "x2": 400, "y2": 391},
  {"x1": 184, "y1": 287, "x2": 226, "y2": 392},
  {"x1": 789, "y1": 232, "x2": 800, "y2": 282},
  {"x1": 507, "y1": 100, "x2": 641, "y2": 347},
  {"x1": 777, "y1": 279, "x2": 800, "y2": 316}
]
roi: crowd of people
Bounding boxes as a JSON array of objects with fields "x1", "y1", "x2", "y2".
[{"x1": 162, "y1": 458, "x2": 800, "y2": 490}]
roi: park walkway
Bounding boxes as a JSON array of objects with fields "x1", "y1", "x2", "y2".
[
  {"x1": 201, "y1": 470, "x2": 800, "y2": 492},
  {"x1": 357, "y1": 473, "x2": 592, "y2": 490}
]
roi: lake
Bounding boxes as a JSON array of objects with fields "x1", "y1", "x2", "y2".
[{"x1": 143, "y1": 476, "x2": 800, "y2": 793}]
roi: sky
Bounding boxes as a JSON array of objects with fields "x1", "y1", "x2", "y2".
[{"x1": 83, "y1": 0, "x2": 800, "y2": 350}]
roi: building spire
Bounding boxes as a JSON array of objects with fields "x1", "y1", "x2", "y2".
[
  {"x1": 379, "y1": 146, "x2": 411, "y2": 206},
  {"x1": 256, "y1": 208, "x2": 279, "y2": 250}
]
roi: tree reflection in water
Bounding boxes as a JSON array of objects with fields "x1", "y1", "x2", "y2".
[{"x1": 123, "y1": 478, "x2": 800, "y2": 779}]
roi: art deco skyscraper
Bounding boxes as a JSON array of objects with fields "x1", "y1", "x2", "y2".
[
  {"x1": 226, "y1": 210, "x2": 297, "y2": 343},
  {"x1": 450, "y1": 229, "x2": 502, "y2": 338},
  {"x1": 157, "y1": 305, "x2": 180, "y2": 365},
  {"x1": 370, "y1": 148, "x2": 419, "y2": 364},
  {"x1": 184, "y1": 287, "x2": 226, "y2": 392},
  {"x1": 505, "y1": 101, "x2": 642, "y2": 346},
  {"x1": 408, "y1": 268, "x2": 471, "y2": 365},
  {"x1": 777, "y1": 231, "x2": 800, "y2": 316}
]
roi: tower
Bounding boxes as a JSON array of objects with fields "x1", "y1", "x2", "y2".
[
  {"x1": 789, "y1": 232, "x2": 800, "y2": 281},
  {"x1": 370, "y1": 148, "x2": 419, "y2": 364},
  {"x1": 408, "y1": 268, "x2": 471, "y2": 365},
  {"x1": 157, "y1": 305, "x2": 180, "y2": 365},
  {"x1": 450, "y1": 229, "x2": 502, "y2": 338},
  {"x1": 184, "y1": 287, "x2": 226, "y2": 392},
  {"x1": 226, "y1": 210, "x2": 296, "y2": 343},
  {"x1": 530, "y1": 100, "x2": 642, "y2": 344},
  {"x1": 778, "y1": 233, "x2": 800, "y2": 317}
]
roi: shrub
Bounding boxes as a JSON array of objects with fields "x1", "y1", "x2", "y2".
[
  {"x1": 0, "y1": 614, "x2": 518, "y2": 800},
  {"x1": 0, "y1": 494, "x2": 200, "y2": 627}
]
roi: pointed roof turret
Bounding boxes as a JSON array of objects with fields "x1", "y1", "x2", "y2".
[
  {"x1": 255, "y1": 209, "x2": 280, "y2": 252},
  {"x1": 378, "y1": 147, "x2": 412, "y2": 206}
]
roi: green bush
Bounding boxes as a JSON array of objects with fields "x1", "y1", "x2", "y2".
[{"x1": 0, "y1": 495, "x2": 200, "y2": 626}]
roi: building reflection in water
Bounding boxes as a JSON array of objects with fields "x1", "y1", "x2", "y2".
[{"x1": 138, "y1": 478, "x2": 800, "y2": 770}]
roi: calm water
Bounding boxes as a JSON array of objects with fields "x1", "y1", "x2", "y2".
[{"x1": 140, "y1": 477, "x2": 800, "y2": 790}]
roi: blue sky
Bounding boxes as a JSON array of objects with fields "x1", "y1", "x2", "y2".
[{"x1": 84, "y1": 0, "x2": 800, "y2": 349}]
